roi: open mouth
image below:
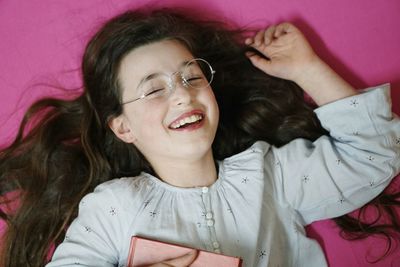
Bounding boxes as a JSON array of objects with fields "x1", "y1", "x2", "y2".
[{"x1": 169, "y1": 114, "x2": 204, "y2": 129}]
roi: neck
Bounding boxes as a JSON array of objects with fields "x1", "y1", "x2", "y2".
[{"x1": 149, "y1": 149, "x2": 218, "y2": 188}]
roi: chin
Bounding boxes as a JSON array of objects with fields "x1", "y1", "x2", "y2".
[{"x1": 178, "y1": 140, "x2": 213, "y2": 159}]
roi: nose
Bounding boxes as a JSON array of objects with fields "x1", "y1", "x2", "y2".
[{"x1": 169, "y1": 73, "x2": 192, "y2": 105}]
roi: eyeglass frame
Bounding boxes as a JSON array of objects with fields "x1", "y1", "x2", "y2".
[{"x1": 121, "y1": 58, "x2": 216, "y2": 105}]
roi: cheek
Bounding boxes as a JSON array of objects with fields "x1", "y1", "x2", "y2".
[
  {"x1": 129, "y1": 105, "x2": 166, "y2": 137},
  {"x1": 203, "y1": 88, "x2": 219, "y2": 120}
]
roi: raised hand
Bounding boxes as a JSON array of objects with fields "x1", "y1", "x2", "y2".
[
  {"x1": 245, "y1": 22, "x2": 357, "y2": 106},
  {"x1": 245, "y1": 22, "x2": 318, "y2": 83}
]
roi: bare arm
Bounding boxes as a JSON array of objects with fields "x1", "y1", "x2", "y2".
[{"x1": 245, "y1": 22, "x2": 357, "y2": 106}]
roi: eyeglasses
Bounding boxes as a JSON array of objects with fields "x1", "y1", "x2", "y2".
[{"x1": 121, "y1": 58, "x2": 216, "y2": 105}]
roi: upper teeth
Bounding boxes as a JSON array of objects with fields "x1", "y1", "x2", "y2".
[{"x1": 170, "y1": 114, "x2": 203, "y2": 129}]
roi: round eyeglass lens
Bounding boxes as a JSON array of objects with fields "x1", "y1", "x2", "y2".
[{"x1": 182, "y1": 59, "x2": 214, "y2": 89}]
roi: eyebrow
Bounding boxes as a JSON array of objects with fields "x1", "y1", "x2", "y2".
[{"x1": 135, "y1": 60, "x2": 191, "y2": 90}]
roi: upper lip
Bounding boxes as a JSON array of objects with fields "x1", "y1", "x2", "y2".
[{"x1": 168, "y1": 109, "x2": 204, "y2": 128}]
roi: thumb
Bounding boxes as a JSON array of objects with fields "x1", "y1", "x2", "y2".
[
  {"x1": 163, "y1": 250, "x2": 198, "y2": 267},
  {"x1": 245, "y1": 52, "x2": 273, "y2": 75}
]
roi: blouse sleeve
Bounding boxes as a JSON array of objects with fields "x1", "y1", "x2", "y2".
[
  {"x1": 46, "y1": 180, "x2": 129, "y2": 267},
  {"x1": 270, "y1": 84, "x2": 400, "y2": 225}
]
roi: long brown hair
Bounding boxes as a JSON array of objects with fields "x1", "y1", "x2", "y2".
[{"x1": 0, "y1": 8, "x2": 399, "y2": 266}]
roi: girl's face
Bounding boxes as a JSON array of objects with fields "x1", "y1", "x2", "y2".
[{"x1": 110, "y1": 40, "x2": 219, "y2": 166}]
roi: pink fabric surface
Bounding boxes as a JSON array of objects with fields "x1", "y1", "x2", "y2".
[{"x1": 0, "y1": 1, "x2": 399, "y2": 266}]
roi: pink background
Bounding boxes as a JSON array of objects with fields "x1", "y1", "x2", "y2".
[{"x1": 0, "y1": 0, "x2": 399, "y2": 266}]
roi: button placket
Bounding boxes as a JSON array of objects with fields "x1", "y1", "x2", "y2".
[{"x1": 200, "y1": 186, "x2": 221, "y2": 254}]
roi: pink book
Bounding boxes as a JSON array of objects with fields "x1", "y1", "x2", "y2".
[{"x1": 127, "y1": 236, "x2": 243, "y2": 267}]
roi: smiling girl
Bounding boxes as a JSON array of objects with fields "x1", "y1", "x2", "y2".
[
  {"x1": 112, "y1": 40, "x2": 220, "y2": 188},
  {"x1": 1, "y1": 8, "x2": 399, "y2": 267}
]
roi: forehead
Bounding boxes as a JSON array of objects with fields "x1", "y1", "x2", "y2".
[{"x1": 118, "y1": 40, "x2": 194, "y2": 92}]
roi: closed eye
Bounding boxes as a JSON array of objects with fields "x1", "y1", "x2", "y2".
[
  {"x1": 187, "y1": 77, "x2": 202, "y2": 81},
  {"x1": 185, "y1": 76, "x2": 204, "y2": 83},
  {"x1": 144, "y1": 88, "x2": 166, "y2": 97},
  {"x1": 185, "y1": 76, "x2": 206, "y2": 87}
]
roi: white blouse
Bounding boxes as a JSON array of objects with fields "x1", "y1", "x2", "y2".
[{"x1": 47, "y1": 84, "x2": 400, "y2": 267}]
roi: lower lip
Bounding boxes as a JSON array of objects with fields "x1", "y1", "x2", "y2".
[{"x1": 170, "y1": 118, "x2": 205, "y2": 132}]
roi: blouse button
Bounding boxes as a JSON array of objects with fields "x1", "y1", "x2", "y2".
[
  {"x1": 202, "y1": 187, "x2": 209, "y2": 194},
  {"x1": 212, "y1": 241, "x2": 220, "y2": 249},
  {"x1": 206, "y1": 212, "x2": 213, "y2": 219},
  {"x1": 206, "y1": 219, "x2": 214, "y2": 226}
]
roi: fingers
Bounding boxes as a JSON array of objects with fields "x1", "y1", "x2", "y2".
[
  {"x1": 245, "y1": 28, "x2": 267, "y2": 46},
  {"x1": 256, "y1": 27, "x2": 272, "y2": 46},
  {"x1": 245, "y1": 52, "x2": 272, "y2": 75},
  {"x1": 161, "y1": 250, "x2": 198, "y2": 267},
  {"x1": 274, "y1": 22, "x2": 294, "y2": 38},
  {"x1": 245, "y1": 22, "x2": 296, "y2": 47},
  {"x1": 263, "y1": 25, "x2": 276, "y2": 46}
]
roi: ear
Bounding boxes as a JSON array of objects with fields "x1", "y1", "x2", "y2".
[{"x1": 108, "y1": 115, "x2": 136, "y2": 143}]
